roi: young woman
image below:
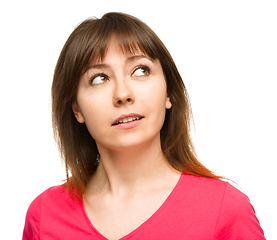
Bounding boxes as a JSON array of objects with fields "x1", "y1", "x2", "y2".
[{"x1": 23, "y1": 12, "x2": 265, "y2": 240}]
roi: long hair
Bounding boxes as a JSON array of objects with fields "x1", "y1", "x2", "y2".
[{"x1": 52, "y1": 12, "x2": 222, "y2": 198}]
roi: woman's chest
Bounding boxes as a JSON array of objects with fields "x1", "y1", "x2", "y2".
[{"x1": 83, "y1": 189, "x2": 174, "y2": 240}]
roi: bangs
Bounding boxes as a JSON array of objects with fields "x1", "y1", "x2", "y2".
[{"x1": 80, "y1": 13, "x2": 161, "y2": 74}]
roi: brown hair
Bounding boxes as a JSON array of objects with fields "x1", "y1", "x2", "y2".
[{"x1": 52, "y1": 12, "x2": 222, "y2": 198}]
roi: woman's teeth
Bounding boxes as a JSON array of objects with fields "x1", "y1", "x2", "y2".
[{"x1": 116, "y1": 117, "x2": 140, "y2": 124}]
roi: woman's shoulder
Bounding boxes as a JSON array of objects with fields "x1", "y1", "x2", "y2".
[
  {"x1": 25, "y1": 184, "x2": 65, "y2": 211},
  {"x1": 23, "y1": 184, "x2": 74, "y2": 240},
  {"x1": 183, "y1": 175, "x2": 266, "y2": 239},
  {"x1": 28, "y1": 184, "x2": 68, "y2": 209},
  {"x1": 174, "y1": 174, "x2": 245, "y2": 219},
  {"x1": 179, "y1": 173, "x2": 230, "y2": 198},
  {"x1": 180, "y1": 173, "x2": 250, "y2": 200},
  {"x1": 26, "y1": 183, "x2": 80, "y2": 217},
  {"x1": 214, "y1": 182, "x2": 265, "y2": 239},
  {"x1": 179, "y1": 174, "x2": 259, "y2": 221},
  {"x1": 181, "y1": 175, "x2": 257, "y2": 215},
  {"x1": 176, "y1": 174, "x2": 265, "y2": 239}
]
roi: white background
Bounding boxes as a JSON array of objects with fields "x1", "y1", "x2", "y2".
[{"x1": 1, "y1": 0, "x2": 276, "y2": 239}]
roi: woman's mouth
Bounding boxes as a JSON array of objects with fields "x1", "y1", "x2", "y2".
[
  {"x1": 112, "y1": 113, "x2": 144, "y2": 129},
  {"x1": 113, "y1": 116, "x2": 143, "y2": 125}
]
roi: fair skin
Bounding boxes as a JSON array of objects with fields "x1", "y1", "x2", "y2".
[{"x1": 73, "y1": 38, "x2": 181, "y2": 240}]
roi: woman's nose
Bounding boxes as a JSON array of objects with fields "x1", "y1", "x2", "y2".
[{"x1": 113, "y1": 79, "x2": 135, "y2": 106}]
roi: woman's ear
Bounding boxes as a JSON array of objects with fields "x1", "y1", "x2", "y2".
[
  {"x1": 165, "y1": 96, "x2": 172, "y2": 109},
  {"x1": 72, "y1": 102, "x2": 85, "y2": 123}
]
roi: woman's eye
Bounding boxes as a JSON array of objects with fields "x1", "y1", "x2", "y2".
[
  {"x1": 132, "y1": 67, "x2": 150, "y2": 77},
  {"x1": 91, "y1": 75, "x2": 108, "y2": 85}
]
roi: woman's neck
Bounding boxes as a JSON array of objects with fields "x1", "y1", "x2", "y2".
[{"x1": 86, "y1": 138, "x2": 180, "y2": 198}]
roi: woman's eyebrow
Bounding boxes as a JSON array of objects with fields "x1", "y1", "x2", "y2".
[
  {"x1": 126, "y1": 54, "x2": 155, "y2": 63},
  {"x1": 88, "y1": 63, "x2": 109, "y2": 70},
  {"x1": 88, "y1": 55, "x2": 154, "y2": 70}
]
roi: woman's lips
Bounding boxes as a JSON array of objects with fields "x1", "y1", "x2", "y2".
[
  {"x1": 112, "y1": 113, "x2": 143, "y2": 125},
  {"x1": 112, "y1": 113, "x2": 144, "y2": 129},
  {"x1": 112, "y1": 117, "x2": 143, "y2": 129}
]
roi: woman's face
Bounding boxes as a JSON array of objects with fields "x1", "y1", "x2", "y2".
[{"x1": 73, "y1": 38, "x2": 172, "y2": 151}]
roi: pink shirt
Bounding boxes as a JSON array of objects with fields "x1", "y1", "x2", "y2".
[{"x1": 23, "y1": 174, "x2": 265, "y2": 239}]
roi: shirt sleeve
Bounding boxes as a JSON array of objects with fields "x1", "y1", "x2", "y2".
[
  {"x1": 214, "y1": 183, "x2": 266, "y2": 240},
  {"x1": 22, "y1": 193, "x2": 42, "y2": 240}
]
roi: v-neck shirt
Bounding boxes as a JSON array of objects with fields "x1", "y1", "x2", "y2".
[{"x1": 23, "y1": 174, "x2": 265, "y2": 239}]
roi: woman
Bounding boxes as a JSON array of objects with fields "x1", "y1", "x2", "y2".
[{"x1": 23, "y1": 12, "x2": 265, "y2": 239}]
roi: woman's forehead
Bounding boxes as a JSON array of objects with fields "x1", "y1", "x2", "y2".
[{"x1": 89, "y1": 36, "x2": 154, "y2": 65}]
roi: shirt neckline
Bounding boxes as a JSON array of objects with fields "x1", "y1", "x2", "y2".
[{"x1": 80, "y1": 173, "x2": 184, "y2": 240}]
